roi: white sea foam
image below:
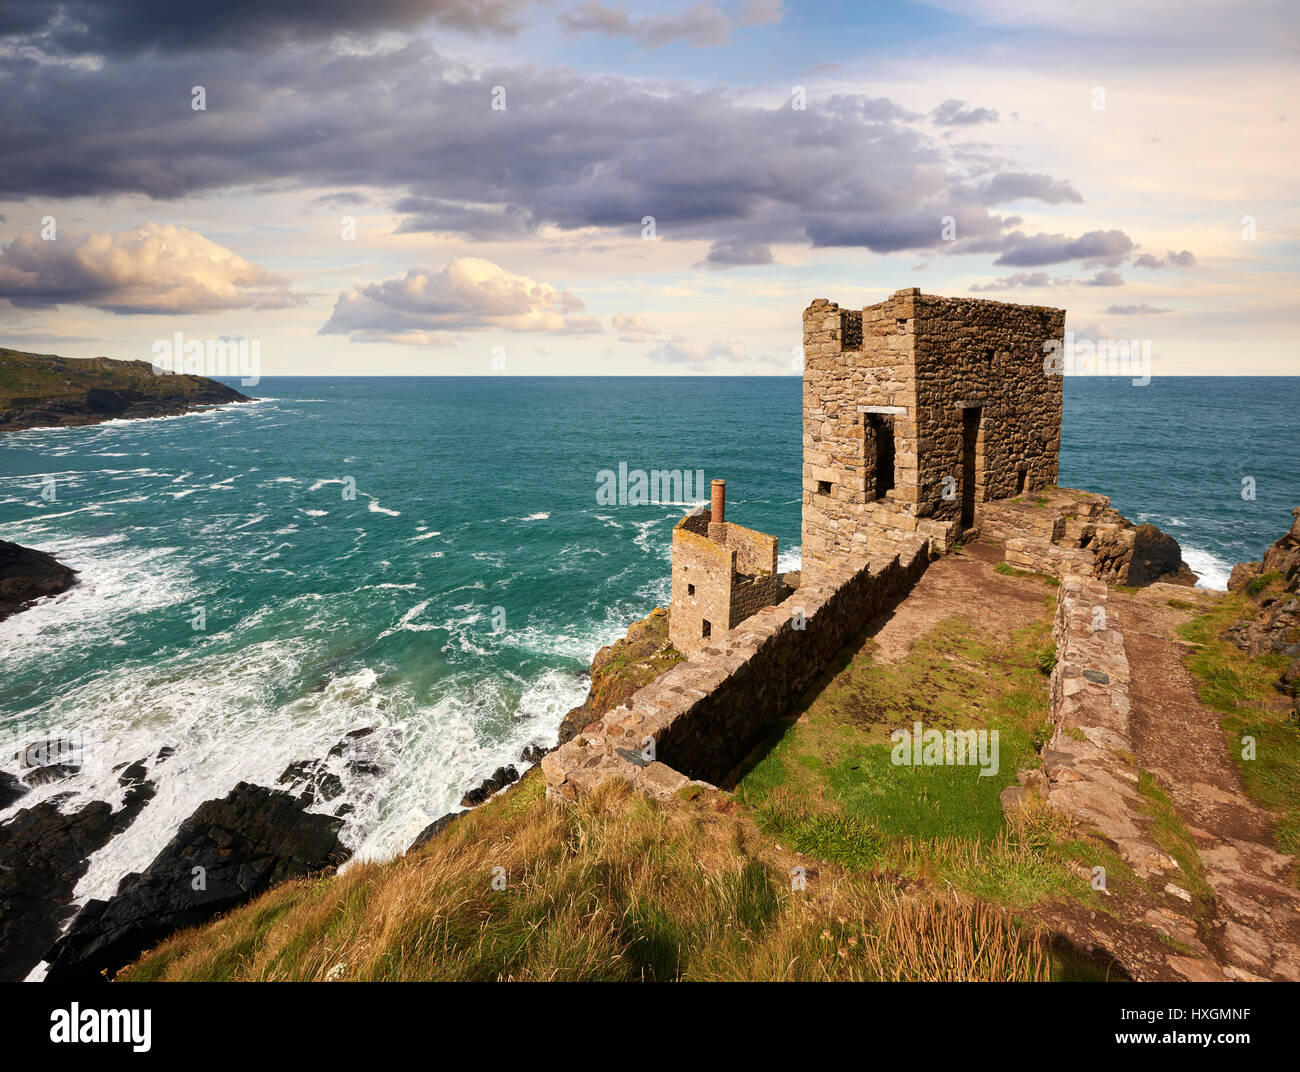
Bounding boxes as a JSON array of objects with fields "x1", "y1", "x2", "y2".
[{"x1": 1182, "y1": 546, "x2": 1232, "y2": 591}]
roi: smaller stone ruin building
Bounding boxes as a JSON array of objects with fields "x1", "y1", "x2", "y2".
[{"x1": 668, "y1": 479, "x2": 795, "y2": 657}]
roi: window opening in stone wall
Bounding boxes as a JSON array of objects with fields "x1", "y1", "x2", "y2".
[{"x1": 866, "y1": 415, "x2": 896, "y2": 501}]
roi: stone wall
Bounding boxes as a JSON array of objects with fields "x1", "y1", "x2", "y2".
[
  {"x1": 544, "y1": 537, "x2": 931, "y2": 799},
  {"x1": 801, "y1": 288, "x2": 1064, "y2": 577}
]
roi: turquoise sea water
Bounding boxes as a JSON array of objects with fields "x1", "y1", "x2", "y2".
[{"x1": 0, "y1": 376, "x2": 1296, "y2": 913}]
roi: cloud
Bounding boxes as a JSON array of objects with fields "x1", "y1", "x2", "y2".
[
  {"x1": 969, "y1": 271, "x2": 1059, "y2": 290},
  {"x1": 320, "y1": 257, "x2": 602, "y2": 343},
  {"x1": 990, "y1": 229, "x2": 1134, "y2": 267},
  {"x1": 700, "y1": 239, "x2": 774, "y2": 268},
  {"x1": 611, "y1": 313, "x2": 657, "y2": 341},
  {"x1": 969, "y1": 268, "x2": 1124, "y2": 289},
  {"x1": 965, "y1": 171, "x2": 1082, "y2": 205},
  {"x1": 1083, "y1": 269, "x2": 1124, "y2": 287},
  {"x1": 644, "y1": 335, "x2": 751, "y2": 370},
  {"x1": 930, "y1": 99, "x2": 999, "y2": 126},
  {"x1": 0, "y1": 41, "x2": 1125, "y2": 264},
  {"x1": 0, "y1": 223, "x2": 299, "y2": 314},
  {"x1": 1132, "y1": 249, "x2": 1197, "y2": 268},
  {"x1": 560, "y1": 1, "x2": 781, "y2": 49},
  {"x1": 2, "y1": 0, "x2": 533, "y2": 56},
  {"x1": 1105, "y1": 303, "x2": 1170, "y2": 314}
]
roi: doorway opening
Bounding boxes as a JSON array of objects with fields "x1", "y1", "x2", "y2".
[{"x1": 961, "y1": 407, "x2": 981, "y2": 528}]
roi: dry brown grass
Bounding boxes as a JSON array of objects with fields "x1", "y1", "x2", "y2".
[{"x1": 120, "y1": 773, "x2": 1052, "y2": 982}]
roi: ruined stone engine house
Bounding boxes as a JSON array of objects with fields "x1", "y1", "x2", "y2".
[
  {"x1": 801, "y1": 287, "x2": 1065, "y2": 575},
  {"x1": 667, "y1": 287, "x2": 1066, "y2": 649}
]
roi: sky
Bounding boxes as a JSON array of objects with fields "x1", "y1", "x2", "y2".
[{"x1": 0, "y1": 0, "x2": 1296, "y2": 376}]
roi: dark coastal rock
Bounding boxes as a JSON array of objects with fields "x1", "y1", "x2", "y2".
[
  {"x1": 42, "y1": 781, "x2": 349, "y2": 983},
  {"x1": 407, "y1": 811, "x2": 463, "y2": 853},
  {"x1": 0, "y1": 767, "x2": 156, "y2": 982},
  {"x1": 0, "y1": 771, "x2": 29, "y2": 810},
  {"x1": 0, "y1": 801, "x2": 117, "y2": 981},
  {"x1": 0, "y1": 541, "x2": 77, "y2": 622},
  {"x1": 277, "y1": 726, "x2": 397, "y2": 807},
  {"x1": 519, "y1": 743, "x2": 549, "y2": 765},
  {"x1": 277, "y1": 758, "x2": 345, "y2": 804},
  {"x1": 460, "y1": 765, "x2": 519, "y2": 807},
  {"x1": 1090, "y1": 522, "x2": 1196, "y2": 587}
]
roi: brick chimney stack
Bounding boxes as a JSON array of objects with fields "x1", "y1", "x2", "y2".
[{"x1": 711, "y1": 479, "x2": 726, "y2": 525}]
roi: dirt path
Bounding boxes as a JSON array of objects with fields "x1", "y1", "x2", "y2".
[
  {"x1": 1119, "y1": 590, "x2": 1300, "y2": 981},
  {"x1": 867, "y1": 542, "x2": 1051, "y2": 663}
]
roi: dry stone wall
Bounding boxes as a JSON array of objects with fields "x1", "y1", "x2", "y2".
[{"x1": 544, "y1": 537, "x2": 931, "y2": 799}]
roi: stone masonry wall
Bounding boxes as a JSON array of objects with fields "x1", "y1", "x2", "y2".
[
  {"x1": 802, "y1": 294, "x2": 918, "y2": 577},
  {"x1": 544, "y1": 537, "x2": 931, "y2": 799},
  {"x1": 912, "y1": 293, "x2": 1063, "y2": 515}
]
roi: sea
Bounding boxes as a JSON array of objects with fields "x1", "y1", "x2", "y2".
[{"x1": 1, "y1": 376, "x2": 1296, "y2": 925}]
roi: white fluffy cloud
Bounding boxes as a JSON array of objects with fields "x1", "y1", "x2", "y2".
[
  {"x1": 0, "y1": 223, "x2": 298, "y2": 314},
  {"x1": 320, "y1": 257, "x2": 602, "y2": 344}
]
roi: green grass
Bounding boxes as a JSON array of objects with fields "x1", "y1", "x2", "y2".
[
  {"x1": 1247, "y1": 570, "x2": 1284, "y2": 597},
  {"x1": 1179, "y1": 594, "x2": 1300, "y2": 868},
  {"x1": 733, "y1": 612, "x2": 1109, "y2": 910},
  {"x1": 1136, "y1": 771, "x2": 1217, "y2": 914}
]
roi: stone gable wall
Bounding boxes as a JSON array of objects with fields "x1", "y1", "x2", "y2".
[{"x1": 912, "y1": 293, "x2": 1064, "y2": 516}]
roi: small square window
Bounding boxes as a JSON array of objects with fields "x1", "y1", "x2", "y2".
[
  {"x1": 687, "y1": 583, "x2": 696, "y2": 596},
  {"x1": 817, "y1": 480, "x2": 832, "y2": 495},
  {"x1": 701, "y1": 619, "x2": 712, "y2": 639}
]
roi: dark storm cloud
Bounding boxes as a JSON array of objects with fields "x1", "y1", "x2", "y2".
[
  {"x1": 0, "y1": 41, "x2": 1106, "y2": 262},
  {"x1": 559, "y1": 0, "x2": 782, "y2": 49},
  {"x1": 2, "y1": 1, "x2": 532, "y2": 56}
]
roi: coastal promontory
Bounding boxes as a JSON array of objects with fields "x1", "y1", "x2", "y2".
[{"x1": 0, "y1": 347, "x2": 251, "y2": 432}]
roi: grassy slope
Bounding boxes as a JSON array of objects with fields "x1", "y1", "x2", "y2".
[
  {"x1": 121, "y1": 593, "x2": 1117, "y2": 982},
  {"x1": 1178, "y1": 589, "x2": 1300, "y2": 865},
  {"x1": 732, "y1": 605, "x2": 1124, "y2": 912},
  {"x1": 121, "y1": 773, "x2": 1053, "y2": 982}
]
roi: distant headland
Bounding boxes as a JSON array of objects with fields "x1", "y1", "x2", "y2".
[{"x1": 0, "y1": 348, "x2": 252, "y2": 433}]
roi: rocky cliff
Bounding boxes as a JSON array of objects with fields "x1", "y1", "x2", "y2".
[
  {"x1": 1226, "y1": 506, "x2": 1300, "y2": 711},
  {"x1": 0, "y1": 347, "x2": 251, "y2": 432}
]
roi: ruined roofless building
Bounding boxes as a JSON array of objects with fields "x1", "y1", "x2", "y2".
[
  {"x1": 801, "y1": 287, "x2": 1065, "y2": 576},
  {"x1": 668, "y1": 479, "x2": 795, "y2": 658},
  {"x1": 667, "y1": 287, "x2": 1064, "y2": 656}
]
